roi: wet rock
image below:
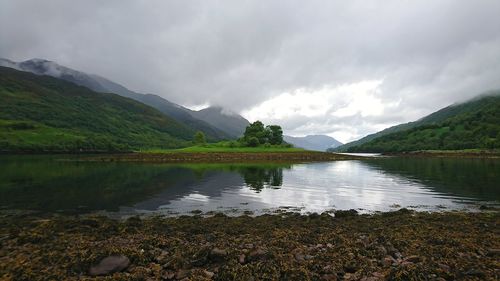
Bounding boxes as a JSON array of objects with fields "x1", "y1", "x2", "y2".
[
  {"x1": 247, "y1": 248, "x2": 267, "y2": 262},
  {"x1": 344, "y1": 261, "x2": 358, "y2": 273},
  {"x1": 438, "y1": 263, "x2": 450, "y2": 272},
  {"x1": 294, "y1": 253, "x2": 305, "y2": 262},
  {"x1": 203, "y1": 270, "x2": 215, "y2": 278},
  {"x1": 360, "y1": 277, "x2": 379, "y2": 281},
  {"x1": 321, "y1": 273, "x2": 337, "y2": 281},
  {"x1": 175, "y1": 269, "x2": 190, "y2": 279},
  {"x1": 382, "y1": 256, "x2": 396, "y2": 266},
  {"x1": 89, "y1": 255, "x2": 130, "y2": 276},
  {"x1": 464, "y1": 269, "x2": 485, "y2": 277},
  {"x1": 239, "y1": 253, "x2": 246, "y2": 264},
  {"x1": 209, "y1": 248, "x2": 227, "y2": 261},
  {"x1": 486, "y1": 248, "x2": 500, "y2": 256},
  {"x1": 304, "y1": 254, "x2": 314, "y2": 260},
  {"x1": 403, "y1": 255, "x2": 421, "y2": 263},
  {"x1": 334, "y1": 209, "x2": 358, "y2": 218}
]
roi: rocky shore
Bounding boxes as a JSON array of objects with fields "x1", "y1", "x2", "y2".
[{"x1": 0, "y1": 210, "x2": 498, "y2": 280}]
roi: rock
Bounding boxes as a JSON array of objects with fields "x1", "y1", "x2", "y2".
[
  {"x1": 382, "y1": 256, "x2": 395, "y2": 266},
  {"x1": 321, "y1": 273, "x2": 337, "y2": 281},
  {"x1": 247, "y1": 248, "x2": 267, "y2": 261},
  {"x1": 161, "y1": 271, "x2": 175, "y2": 280},
  {"x1": 203, "y1": 270, "x2": 215, "y2": 278},
  {"x1": 326, "y1": 243, "x2": 334, "y2": 248},
  {"x1": 294, "y1": 253, "x2": 305, "y2": 262},
  {"x1": 175, "y1": 269, "x2": 190, "y2": 280},
  {"x1": 209, "y1": 248, "x2": 227, "y2": 261},
  {"x1": 89, "y1": 255, "x2": 130, "y2": 276},
  {"x1": 438, "y1": 263, "x2": 450, "y2": 272},
  {"x1": 304, "y1": 254, "x2": 314, "y2": 260},
  {"x1": 464, "y1": 269, "x2": 485, "y2": 277},
  {"x1": 403, "y1": 255, "x2": 421, "y2": 263},
  {"x1": 392, "y1": 252, "x2": 403, "y2": 259},
  {"x1": 360, "y1": 277, "x2": 379, "y2": 281},
  {"x1": 486, "y1": 248, "x2": 500, "y2": 256},
  {"x1": 239, "y1": 254, "x2": 246, "y2": 264}
]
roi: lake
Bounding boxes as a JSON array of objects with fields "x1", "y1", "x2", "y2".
[{"x1": 0, "y1": 155, "x2": 498, "y2": 216}]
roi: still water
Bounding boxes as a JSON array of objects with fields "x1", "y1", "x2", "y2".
[{"x1": 0, "y1": 156, "x2": 498, "y2": 216}]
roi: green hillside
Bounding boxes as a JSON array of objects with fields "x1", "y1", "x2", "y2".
[
  {"x1": 0, "y1": 67, "x2": 196, "y2": 153},
  {"x1": 344, "y1": 93, "x2": 500, "y2": 152}
]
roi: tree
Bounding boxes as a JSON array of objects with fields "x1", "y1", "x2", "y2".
[
  {"x1": 193, "y1": 131, "x2": 206, "y2": 145},
  {"x1": 266, "y1": 125, "x2": 283, "y2": 145},
  {"x1": 247, "y1": 137, "x2": 259, "y2": 147},
  {"x1": 243, "y1": 121, "x2": 268, "y2": 144}
]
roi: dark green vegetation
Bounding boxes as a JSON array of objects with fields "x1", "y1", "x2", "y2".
[
  {"x1": 0, "y1": 66, "x2": 205, "y2": 152},
  {"x1": 0, "y1": 58, "x2": 248, "y2": 139},
  {"x1": 333, "y1": 93, "x2": 500, "y2": 153},
  {"x1": 0, "y1": 211, "x2": 498, "y2": 280},
  {"x1": 240, "y1": 121, "x2": 284, "y2": 147}
]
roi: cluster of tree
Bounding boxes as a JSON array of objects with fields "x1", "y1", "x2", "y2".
[
  {"x1": 191, "y1": 121, "x2": 286, "y2": 148},
  {"x1": 240, "y1": 121, "x2": 284, "y2": 147}
]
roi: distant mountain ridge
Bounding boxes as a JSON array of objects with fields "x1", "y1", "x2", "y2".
[
  {"x1": 191, "y1": 106, "x2": 250, "y2": 138},
  {"x1": 333, "y1": 92, "x2": 500, "y2": 152},
  {"x1": 0, "y1": 58, "x2": 250, "y2": 139},
  {"x1": 0, "y1": 66, "x2": 196, "y2": 152},
  {"x1": 284, "y1": 135, "x2": 342, "y2": 151}
]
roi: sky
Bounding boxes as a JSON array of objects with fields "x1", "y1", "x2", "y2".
[{"x1": 1, "y1": 1, "x2": 500, "y2": 143}]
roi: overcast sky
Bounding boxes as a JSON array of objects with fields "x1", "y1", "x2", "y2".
[{"x1": 1, "y1": 1, "x2": 500, "y2": 142}]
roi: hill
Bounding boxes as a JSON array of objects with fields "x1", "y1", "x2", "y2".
[
  {"x1": 0, "y1": 66, "x2": 197, "y2": 152},
  {"x1": 190, "y1": 106, "x2": 250, "y2": 138},
  {"x1": 339, "y1": 93, "x2": 500, "y2": 152},
  {"x1": 0, "y1": 58, "x2": 234, "y2": 140},
  {"x1": 284, "y1": 135, "x2": 342, "y2": 151}
]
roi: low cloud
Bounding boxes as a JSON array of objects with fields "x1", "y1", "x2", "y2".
[{"x1": 1, "y1": 1, "x2": 499, "y2": 141}]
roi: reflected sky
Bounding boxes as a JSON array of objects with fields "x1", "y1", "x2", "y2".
[{"x1": 0, "y1": 156, "x2": 498, "y2": 215}]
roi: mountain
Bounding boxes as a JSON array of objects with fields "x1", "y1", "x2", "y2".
[
  {"x1": 190, "y1": 106, "x2": 250, "y2": 138},
  {"x1": 0, "y1": 66, "x2": 197, "y2": 152},
  {"x1": 0, "y1": 58, "x2": 235, "y2": 140},
  {"x1": 337, "y1": 92, "x2": 500, "y2": 152},
  {"x1": 284, "y1": 135, "x2": 342, "y2": 151}
]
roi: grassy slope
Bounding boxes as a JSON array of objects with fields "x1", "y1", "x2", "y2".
[
  {"x1": 0, "y1": 67, "x2": 197, "y2": 152},
  {"x1": 346, "y1": 94, "x2": 500, "y2": 152},
  {"x1": 333, "y1": 91, "x2": 500, "y2": 152},
  {"x1": 140, "y1": 143, "x2": 305, "y2": 153}
]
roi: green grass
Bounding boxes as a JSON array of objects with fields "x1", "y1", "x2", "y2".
[
  {"x1": 344, "y1": 94, "x2": 500, "y2": 153},
  {"x1": 0, "y1": 67, "x2": 197, "y2": 152},
  {"x1": 138, "y1": 142, "x2": 306, "y2": 153}
]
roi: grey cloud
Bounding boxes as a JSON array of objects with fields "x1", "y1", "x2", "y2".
[{"x1": 1, "y1": 0, "x2": 500, "y2": 141}]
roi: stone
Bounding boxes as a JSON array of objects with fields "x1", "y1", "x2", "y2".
[
  {"x1": 239, "y1": 254, "x2": 246, "y2": 264},
  {"x1": 321, "y1": 273, "x2": 337, "y2": 280},
  {"x1": 209, "y1": 248, "x2": 227, "y2": 260},
  {"x1": 175, "y1": 269, "x2": 190, "y2": 280},
  {"x1": 247, "y1": 248, "x2": 267, "y2": 261},
  {"x1": 464, "y1": 269, "x2": 485, "y2": 277},
  {"x1": 89, "y1": 255, "x2": 130, "y2": 276},
  {"x1": 203, "y1": 270, "x2": 215, "y2": 278},
  {"x1": 403, "y1": 255, "x2": 421, "y2": 263}
]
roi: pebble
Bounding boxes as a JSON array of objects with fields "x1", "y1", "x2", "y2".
[{"x1": 89, "y1": 255, "x2": 130, "y2": 276}]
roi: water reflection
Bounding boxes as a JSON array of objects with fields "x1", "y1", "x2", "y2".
[{"x1": 0, "y1": 155, "x2": 498, "y2": 215}]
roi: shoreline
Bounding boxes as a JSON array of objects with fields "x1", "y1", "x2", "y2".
[
  {"x1": 1, "y1": 210, "x2": 498, "y2": 280},
  {"x1": 74, "y1": 151, "x2": 369, "y2": 163},
  {"x1": 383, "y1": 150, "x2": 500, "y2": 159}
]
